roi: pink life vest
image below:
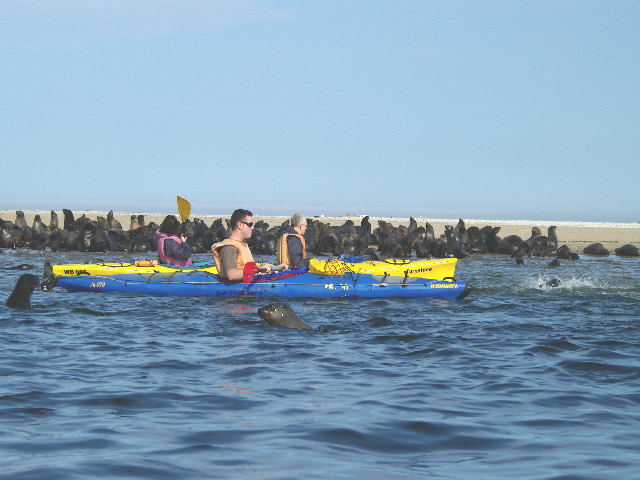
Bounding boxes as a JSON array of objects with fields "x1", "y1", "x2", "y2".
[{"x1": 156, "y1": 231, "x2": 193, "y2": 266}]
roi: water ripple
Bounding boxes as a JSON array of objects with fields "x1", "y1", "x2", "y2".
[{"x1": 297, "y1": 420, "x2": 512, "y2": 454}]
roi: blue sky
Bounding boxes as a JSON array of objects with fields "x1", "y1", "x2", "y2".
[{"x1": 1, "y1": 0, "x2": 638, "y2": 222}]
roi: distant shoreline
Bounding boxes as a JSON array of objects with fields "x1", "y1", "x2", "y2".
[{"x1": 2, "y1": 209, "x2": 639, "y2": 252}]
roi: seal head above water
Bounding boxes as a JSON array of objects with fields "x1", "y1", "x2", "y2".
[
  {"x1": 258, "y1": 303, "x2": 312, "y2": 330},
  {"x1": 6, "y1": 274, "x2": 40, "y2": 308}
]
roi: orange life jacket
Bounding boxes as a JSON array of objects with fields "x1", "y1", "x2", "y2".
[
  {"x1": 276, "y1": 233, "x2": 307, "y2": 265},
  {"x1": 212, "y1": 238, "x2": 255, "y2": 278}
]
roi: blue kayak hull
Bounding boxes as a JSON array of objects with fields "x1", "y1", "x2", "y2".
[{"x1": 56, "y1": 271, "x2": 470, "y2": 300}]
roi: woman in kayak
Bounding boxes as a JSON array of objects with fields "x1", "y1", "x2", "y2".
[{"x1": 156, "y1": 215, "x2": 193, "y2": 266}]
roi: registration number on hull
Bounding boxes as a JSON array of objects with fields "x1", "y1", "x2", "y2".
[{"x1": 324, "y1": 284, "x2": 350, "y2": 290}]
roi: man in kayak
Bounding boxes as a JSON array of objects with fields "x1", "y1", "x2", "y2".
[
  {"x1": 276, "y1": 212, "x2": 309, "y2": 268},
  {"x1": 156, "y1": 215, "x2": 193, "y2": 266},
  {"x1": 212, "y1": 209, "x2": 285, "y2": 282}
]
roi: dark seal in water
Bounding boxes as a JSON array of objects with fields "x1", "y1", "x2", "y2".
[
  {"x1": 258, "y1": 303, "x2": 312, "y2": 330},
  {"x1": 6, "y1": 274, "x2": 40, "y2": 308}
]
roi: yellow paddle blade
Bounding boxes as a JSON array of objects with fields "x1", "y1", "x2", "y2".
[{"x1": 177, "y1": 196, "x2": 191, "y2": 222}]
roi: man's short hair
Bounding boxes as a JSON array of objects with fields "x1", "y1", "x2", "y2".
[
  {"x1": 291, "y1": 212, "x2": 306, "y2": 228},
  {"x1": 230, "y1": 209, "x2": 253, "y2": 230}
]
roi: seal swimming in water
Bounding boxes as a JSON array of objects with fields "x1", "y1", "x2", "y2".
[
  {"x1": 6, "y1": 264, "x2": 34, "y2": 270},
  {"x1": 537, "y1": 277, "x2": 561, "y2": 288},
  {"x1": 258, "y1": 303, "x2": 312, "y2": 330},
  {"x1": 5, "y1": 274, "x2": 39, "y2": 308},
  {"x1": 544, "y1": 277, "x2": 561, "y2": 288}
]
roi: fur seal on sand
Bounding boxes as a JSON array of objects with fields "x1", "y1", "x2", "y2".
[
  {"x1": 14, "y1": 211, "x2": 29, "y2": 229},
  {"x1": 62, "y1": 209, "x2": 76, "y2": 230},
  {"x1": 31, "y1": 215, "x2": 49, "y2": 249},
  {"x1": 583, "y1": 243, "x2": 610, "y2": 256},
  {"x1": 466, "y1": 226, "x2": 488, "y2": 254},
  {"x1": 129, "y1": 215, "x2": 140, "y2": 231},
  {"x1": 258, "y1": 303, "x2": 312, "y2": 330},
  {"x1": 498, "y1": 235, "x2": 524, "y2": 256},
  {"x1": 524, "y1": 227, "x2": 541, "y2": 245},
  {"x1": 6, "y1": 274, "x2": 40, "y2": 308},
  {"x1": 49, "y1": 210, "x2": 59, "y2": 231},
  {"x1": 444, "y1": 225, "x2": 468, "y2": 259},
  {"x1": 615, "y1": 244, "x2": 640, "y2": 257},
  {"x1": 531, "y1": 226, "x2": 558, "y2": 256},
  {"x1": 555, "y1": 245, "x2": 579, "y2": 260},
  {"x1": 107, "y1": 210, "x2": 122, "y2": 230}
]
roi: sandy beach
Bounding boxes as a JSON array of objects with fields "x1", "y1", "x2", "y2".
[{"x1": 2, "y1": 209, "x2": 639, "y2": 252}]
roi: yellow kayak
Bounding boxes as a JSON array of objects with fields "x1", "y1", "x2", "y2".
[
  {"x1": 307, "y1": 257, "x2": 456, "y2": 280},
  {"x1": 50, "y1": 257, "x2": 456, "y2": 281},
  {"x1": 50, "y1": 260, "x2": 218, "y2": 277}
]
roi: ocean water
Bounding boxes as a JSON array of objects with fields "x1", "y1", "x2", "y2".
[{"x1": 1, "y1": 250, "x2": 639, "y2": 479}]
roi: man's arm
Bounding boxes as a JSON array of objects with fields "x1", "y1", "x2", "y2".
[{"x1": 219, "y1": 246, "x2": 244, "y2": 282}]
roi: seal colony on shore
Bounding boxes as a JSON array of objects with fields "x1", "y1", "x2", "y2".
[{"x1": 1, "y1": 209, "x2": 639, "y2": 258}]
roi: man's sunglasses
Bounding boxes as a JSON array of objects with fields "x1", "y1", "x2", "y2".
[{"x1": 240, "y1": 221, "x2": 254, "y2": 228}]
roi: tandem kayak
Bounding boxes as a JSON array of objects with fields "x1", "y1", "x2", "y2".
[
  {"x1": 49, "y1": 257, "x2": 457, "y2": 281},
  {"x1": 53, "y1": 268, "x2": 471, "y2": 300}
]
